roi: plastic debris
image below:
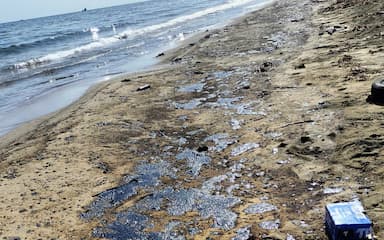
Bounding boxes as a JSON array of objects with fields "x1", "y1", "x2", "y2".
[
  {"x1": 135, "y1": 186, "x2": 241, "y2": 230},
  {"x1": 167, "y1": 189, "x2": 198, "y2": 216},
  {"x1": 323, "y1": 187, "x2": 343, "y2": 194},
  {"x1": 93, "y1": 212, "x2": 186, "y2": 240},
  {"x1": 325, "y1": 201, "x2": 374, "y2": 240},
  {"x1": 244, "y1": 203, "x2": 278, "y2": 214},
  {"x1": 81, "y1": 161, "x2": 176, "y2": 219},
  {"x1": 137, "y1": 84, "x2": 151, "y2": 91},
  {"x1": 276, "y1": 160, "x2": 289, "y2": 165},
  {"x1": 93, "y1": 211, "x2": 155, "y2": 239}
]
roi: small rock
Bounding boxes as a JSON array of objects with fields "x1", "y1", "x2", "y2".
[
  {"x1": 326, "y1": 26, "x2": 337, "y2": 35},
  {"x1": 121, "y1": 78, "x2": 131, "y2": 83},
  {"x1": 18, "y1": 208, "x2": 27, "y2": 213},
  {"x1": 7, "y1": 237, "x2": 21, "y2": 240},
  {"x1": 156, "y1": 52, "x2": 165, "y2": 57},
  {"x1": 291, "y1": 18, "x2": 304, "y2": 22},
  {"x1": 294, "y1": 63, "x2": 306, "y2": 69},
  {"x1": 197, "y1": 145, "x2": 209, "y2": 152},
  {"x1": 300, "y1": 136, "x2": 312, "y2": 144},
  {"x1": 278, "y1": 142, "x2": 288, "y2": 148}
]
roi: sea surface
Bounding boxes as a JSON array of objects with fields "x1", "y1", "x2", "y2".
[{"x1": 0, "y1": 0, "x2": 270, "y2": 135}]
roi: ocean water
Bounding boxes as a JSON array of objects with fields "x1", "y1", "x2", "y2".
[{"x1": 0, "y1": 0, "x2": 270, "y2": 135}]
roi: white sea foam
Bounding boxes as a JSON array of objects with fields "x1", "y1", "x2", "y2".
[
  {"x1": 90, "y1": 27, "x2": 100, "y2": 41},
  {"x1": 112, "y1": 24, "x2": 117, "y2": 35},
  {"x1": 117, "y1": 0, "x2": 255, "y2": 39},
  {"x1": 14, "y1": 0, "x2": 256, "y2": 69},
  {"x1": 245, "y1": 0, "x2": 274, "y2": 11}
]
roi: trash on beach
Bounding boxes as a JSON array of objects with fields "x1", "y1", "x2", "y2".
[
  {"x1": 368, "y1": 78, "x2": 384, "y2": 105},
  {"x1": 136, "y1": 187, "x2": 241, "y2": 230},
  {"x1": 259, "y1": 219, "x2": 280, "y2": 230},
  {"x1": 244, "y1": 202, "x2": 278, "y2": 214},
  {"x1": 276, "y1": 159, "x2": 290, "y2": 165},
  {"x1": 93, "y1": 211, "x2": 154, "y2": 239},
  {"x1": 272, "y1": 148, "x2": 279, "y2": 155},
  {"x1": 325, "y1": 201, "x2": 374, "y2": 240},
  {"x1": 81, "y1": 161, "x2": 176, "y2": 219},
  {"x1": 93, "y1": 211, "x2": 186, "y2": 240},
  {"x1": 231, "y1": 143, "x2": 260, "y2": 156},
  {"x1": 323, "y1": 187, "x2": 343, "y2": 194},
  {"x1": 137, "y1": 84, "x2": 151, "y2": 91}
]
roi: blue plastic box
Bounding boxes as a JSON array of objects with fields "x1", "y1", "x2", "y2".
[{"x1": 325, "y1": 201, "x2": 374, "y2": 239}]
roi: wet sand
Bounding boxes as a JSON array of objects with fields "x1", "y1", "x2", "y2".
[{"x1": 1, "y1": 0, "x2": 384, "y2": 239}]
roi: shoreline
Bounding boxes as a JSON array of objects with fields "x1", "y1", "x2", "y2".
[
  {"x1": 1, "y1": 0, "x2": 384, "y2": 239},
  {"x1": 0, "y1": 0, "x2": 276, "y2": 142}
]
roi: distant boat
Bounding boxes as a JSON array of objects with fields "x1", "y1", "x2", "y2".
[{"x1": 82, "y1": 8, "x2": 87, "y2": 12}]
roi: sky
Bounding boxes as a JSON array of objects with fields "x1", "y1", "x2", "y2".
[{"x1": 0, "y1": 0, "x2": 147, "y2": 23}]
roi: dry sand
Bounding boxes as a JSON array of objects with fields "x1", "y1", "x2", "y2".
[{"x1": 1, "y1": 0, "x2": 384, "y2": 239}]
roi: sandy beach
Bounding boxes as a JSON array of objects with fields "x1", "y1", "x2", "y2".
[{"x1": 1, "y1": 0, "x2": 384, "y2": 239}]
